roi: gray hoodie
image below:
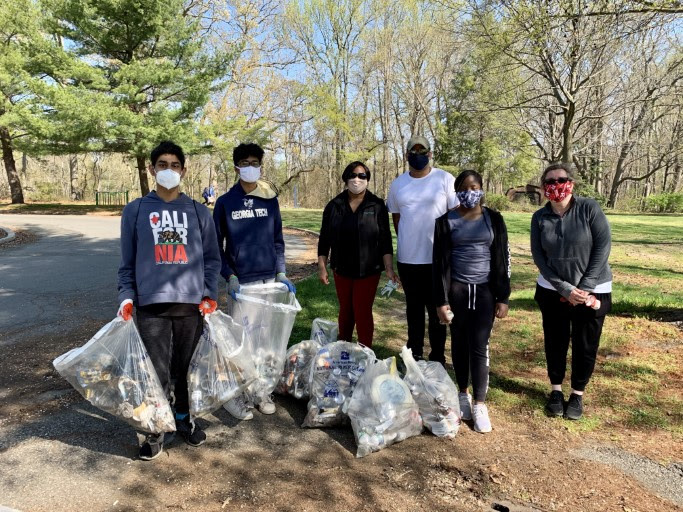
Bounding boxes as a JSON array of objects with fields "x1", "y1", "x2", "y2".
[
  {"x1": 530, "y1": 197, "x2": 612, "y2": 298},
  {"x1": 118, "y1": 191, "x2": 221, "y2": 306}
]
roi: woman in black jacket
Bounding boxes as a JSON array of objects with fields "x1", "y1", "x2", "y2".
[
  {"x1": 433, "y1": 170, "x2": 511, "y2": 433},
  {"x1": 318, "y1": 161, "x2": 397, "y2": 347}
]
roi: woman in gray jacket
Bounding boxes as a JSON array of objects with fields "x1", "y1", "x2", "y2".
[{"x1": 531, "y1": 162, "x2": 612, "y2": 421}]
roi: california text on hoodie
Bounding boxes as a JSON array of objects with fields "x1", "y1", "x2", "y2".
[
  {"x1": 213, "y1": 180, "x2": 286, "y2": 283},
  {"x1": 118, "y1": 191, "x2": 221, "y2": 306}
]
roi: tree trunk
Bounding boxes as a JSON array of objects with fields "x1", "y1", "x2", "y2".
[
  {"x1": 0, "y1": 126, "x2": 24, "y2": 204},
  {"x1": 137, "y1": 155, "x2": 150, "y2": 196},
  {"x1": 21, "y1": 152, "x2": 27, "y2": 179},
  {"x1": 69, "y1": 154, "x2": 82, "y2": 200},
  {"x1": 671, "y1": 156, "x2": 681, "y2": 193}
]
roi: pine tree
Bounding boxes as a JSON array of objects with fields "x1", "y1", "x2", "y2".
[{"x1": 47, "y1": 0, "x2": 235, "y2": 195}]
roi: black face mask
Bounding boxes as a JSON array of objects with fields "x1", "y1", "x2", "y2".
[{"x1": 408, "y1": 153, "x2": 429, "y2": 171}]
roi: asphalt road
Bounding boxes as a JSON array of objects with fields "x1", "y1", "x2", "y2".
[{"x1": 0, "y1": 214, "x2": 309, "y2": 347}]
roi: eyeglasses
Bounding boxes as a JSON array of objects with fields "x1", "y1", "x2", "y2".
[
  {"x1": 349, "y1": 173, "x2": 368, "y2": 180},
  {"x1": 237, "y1": 160, "x2": 261, "y2": 167},
  {"x1": 408, "y1": 148, "x2": 430, "y2": 156},
  {"x1": 544, "y1": 177, "x2": 572, "y2": 185}
]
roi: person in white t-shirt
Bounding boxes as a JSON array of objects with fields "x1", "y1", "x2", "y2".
[{"x1": 386, "y1": 136, "x2": 458, "y2": 363}]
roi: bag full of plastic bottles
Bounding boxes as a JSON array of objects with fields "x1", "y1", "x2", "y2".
[
  {"x1": 276, "y1": 339, "x2": 322, "y2": 399},
  {"x1": 52, "y1": 317, "x2": 175, "y2": 434},
  {"x1": 401, "y1": 346, "x2": 460, "y2": 438},
  {"x1": 310, "y1": 318, "x2": 338, "y2": 345},
  {"x1": 188, "y1": 311, "x2": 258, "y2": 418},
  {"x1": 346, "y1": 356, "x2": 423, "y2": 458},
  {"x1": 235, "y1": 283, "x2": 302, "y2": 402},
  {"x1": 302, "y1": 341, "x2": 375, "y2": 428}
]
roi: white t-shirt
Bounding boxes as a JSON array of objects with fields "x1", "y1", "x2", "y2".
[{"x1": 386, "y1": 167, "x2": 458, "y2": 264}]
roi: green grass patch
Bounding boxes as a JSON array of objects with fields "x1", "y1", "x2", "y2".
[{"x1": 0, "y1": 202, "x2": 124, "y2": 215}]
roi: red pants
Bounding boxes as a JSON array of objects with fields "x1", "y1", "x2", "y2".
[{"x1": 333, "y1": 272, "x2": 381, "y2": 347}]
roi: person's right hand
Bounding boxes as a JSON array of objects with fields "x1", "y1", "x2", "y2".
[
  {"x1": 117, "y1": 299, "x2": 133, "y2": 321},
  {"x1": 567, "y1": 287, "x2": 589, "y2": 306},
  {"x1": 437, "y1": 305, "x2": 452, "y2": 325},
  {"x1": 319, "y1": 266, "x2": 329, "y2": 285},
  {"x1": 228, "y1": 275, "x2": 241, "y2": 300}
]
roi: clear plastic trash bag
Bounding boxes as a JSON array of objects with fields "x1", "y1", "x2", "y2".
[
  {"x1": 347, "y1": 356, "x2": 423, "y2": 457},
  {"x1": 302, "y1": 341, "x2": 375, "y2": 428},
  {"x1": 235, "y1": 283, "x2": 302, "y2": 401},
  {"x1": 310, "y1": 318, "x2": 338, "y2": 345},
  {"x1": 401, "y1": 346, "x2": 460, "y2": 438},
  {"x1": 276, "y1": 339, "x2": 322, "y2": 399},
  {"x1": 52, "y1": 318, "x2": 175, "y2": 434},
  {"x1": 188, "y1": 311, "x2": 258, "y2": 418}
]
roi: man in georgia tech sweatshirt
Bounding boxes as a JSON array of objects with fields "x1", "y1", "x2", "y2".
[
  {"x1": 117, "y1": 141, "x2": 221, "y2": 461},
  {"x1": 213, "y1": 142, "x2": 296, "y2": 419}
]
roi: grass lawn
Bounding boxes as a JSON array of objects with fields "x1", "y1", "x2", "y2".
[
  {"x1": 283, "y1": 207, "x2": 683, "y2": 439},
  {"x1": 0, "y1": 201, "x2": 124, "y2": 215}
]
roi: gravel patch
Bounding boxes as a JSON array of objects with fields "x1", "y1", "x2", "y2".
[
  {"x1": 0, "y1": 228, "x2": 39, "y2": 249},
  {"x1": 574, "y1": 445, "x2": 683, "y2": 506}
]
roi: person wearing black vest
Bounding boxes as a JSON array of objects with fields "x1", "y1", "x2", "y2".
[
  {"x1": 433, "y1": 170, "x2": 511, "y2": 433},
  {"x1": 318, "y1": 161, "x2": 396, "y2": 347}
]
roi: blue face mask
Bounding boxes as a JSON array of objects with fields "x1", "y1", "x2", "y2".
[
  {"x1": 408, "y1": 153, "x2": 429, "y2": 171},
  {"x1": 457, "y1": 189, "x2": 484, "y2": 209}
]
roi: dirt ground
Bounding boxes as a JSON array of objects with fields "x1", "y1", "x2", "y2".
[{"x1": 0, "y1": 228, "x2": 681, "y2": 512}]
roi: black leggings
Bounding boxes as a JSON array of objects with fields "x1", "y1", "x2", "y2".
[
  {"x1": 535, "y1": 285, "x2": 612, "y2": 391},
  {"x1": 449, "y1": 281, "x2": 495, "y2": 402},
  {"x1": 397, "y1": 262, "x2": 447, "y2": 363},
  {"x1": 136, "y1": 310, "x2": 203, "y2": 414}
]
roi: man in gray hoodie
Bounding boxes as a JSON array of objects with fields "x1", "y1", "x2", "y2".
[{"x1": 118, "y1": 141, "x2": 221, "y2": 460}]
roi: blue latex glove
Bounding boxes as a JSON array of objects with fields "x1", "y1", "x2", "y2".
[
  {"x1": 228, "y1": 275, "x2": 241, "y2": 300},
  {"x1": 276, "y1": 272, "x2": 296, "y2": 294}
]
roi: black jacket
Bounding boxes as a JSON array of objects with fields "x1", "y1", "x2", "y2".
[
  {"x1": 432, "y1": 206, "x2": 511, "y2": 306},
  {"x1": 318, "y1": 190, "x2": 393, "y2": 278}
]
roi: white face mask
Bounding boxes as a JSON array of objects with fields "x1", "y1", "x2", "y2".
[
  {"x1": 155, "y1": 169, "x2": 182, "y2": 189},
  {"x1": 239, "y1": 166, "x2": 261, "y2": 183},
  {"x1": 347, "y1": 179, "x2": 368, "y2": 195}
]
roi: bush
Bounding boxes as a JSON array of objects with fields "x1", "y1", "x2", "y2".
[
  {"x1": 485, "y1": 193, "x2": 510, "y2": 211},
  {"x1": 642, "y1": 193, "x2": 683, "y2": 213},
  {"x1": 574, "y1": 183, "x2": 607, "y2": 208}
]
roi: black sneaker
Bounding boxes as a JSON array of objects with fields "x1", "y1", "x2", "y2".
[
  {"x1": 565, "y1": 393, "x2": 583, "y2": 420},
  {"x1": 176, "y1": 416, "x2": 206, "y2": 447},
  {"x1": 139, "y1": 433, "x2": 164, "y2": 461},
  {"x1": 545, "y1": 390, "x2": 565, "y2": 417}
]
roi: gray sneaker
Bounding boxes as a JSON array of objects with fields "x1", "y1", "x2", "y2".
[{"x1": 223, "y1": 395, "x2": 254, "y2": 420}]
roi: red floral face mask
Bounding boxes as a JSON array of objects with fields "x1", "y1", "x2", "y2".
[{"x1": 544, "y1": 180, "x2": 574, "y2": 202}]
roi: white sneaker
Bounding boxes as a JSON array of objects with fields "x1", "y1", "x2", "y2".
[
  {"x1": 257, "y1": 395, "x2": 276, "y2": 415},
  {"x1": 223, "y1": 395, "x2": 253, "y2": 420},
  {"x1": 473, "y1": 403, "x2": 492, "y2": 433},
  {"x1": 459, "y1": 392, "x2": 472, "y2": 421}
]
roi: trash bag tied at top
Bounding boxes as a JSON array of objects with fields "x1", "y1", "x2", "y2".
[
  {"x1": 188, "y1": 311, "x2": 257, "y2": 418},
  {"x1": 401, "y1": 346, "x2": 460, "y2": 438},
  {"x1": 347, "y1": 356, "x2": 423, "y2": 457}
]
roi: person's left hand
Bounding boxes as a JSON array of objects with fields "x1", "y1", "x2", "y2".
[
  {"x1": 276, "y1": 273, "x2": 296, "y2": 294},
  {"x1": 495, "y1": 303, "x2": 509, "y2": 319},
  {"x1": 199, "y1": 297, "x2": 217, "y2": 316}
]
